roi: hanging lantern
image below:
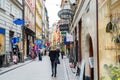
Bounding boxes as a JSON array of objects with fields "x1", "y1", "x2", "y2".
[{"x1": 58, "y1": 9, "x2": 74, "y2": 20}]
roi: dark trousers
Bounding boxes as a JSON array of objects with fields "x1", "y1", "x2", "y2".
[
  {"x1": 51, "y1": 62, "x2": 57, "y2": 75},
  {"x1": 38, "y1": 54, "x2": 42, "y2": 61},
  {"x1": 61, "y1": 54, "x2": 63, "y2": 59}
]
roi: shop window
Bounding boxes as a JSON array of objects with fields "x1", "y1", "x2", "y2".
[
  {"x1": 0, "y1": 0, "x2": 4, "y2": 9},
  {"x1": 0, "y1": 34, "x2": 5, "y2": 54},
  {"x1": 0, "y1": 28, "x2": 5, "y2": 54}
]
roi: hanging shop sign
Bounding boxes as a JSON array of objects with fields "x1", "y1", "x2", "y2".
[
  {"x1": 58, "y1": 9, "x2": 74, "y2": 20},
  {"x1": 66, "y1": 33, "x2": 73, "y2": 42},
  {"x1": 59, "y1": 20, "x2": 70, "y2": 24},
  {"x1": 34, "y1": 40, "x2": 43, "y2": 45},
  {"x1": 13, "y1": 19, "x2": 25, "y2": 25},
  {"x1": 0, "y1": 28, "x2": 5, "y2": 34},
  {"x1": 11, "y1": 37, "x2": 20, "y2": 44},
  {"x1": 59, "y1": 24, "x2": 69, "y2": 31},
  {"x1": 64, "y1": 36, "x2": 70, "y2": 45},
  {"x1": 89, "y1": 57, "x2": 94, "y2": 68}
]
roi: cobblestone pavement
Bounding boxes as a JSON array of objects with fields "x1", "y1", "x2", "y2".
[
  {"x1": 0, "y1": 56, "x2": 52, "y2": 80},
  {"x1": 51, "y1": 58, "x2": 66, "y2": 80},
  {"x1": 0, "y1": 56, "x2": 69, "y2": 80}
]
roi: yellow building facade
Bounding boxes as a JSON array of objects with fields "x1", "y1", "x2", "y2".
[
  {"x1": 51, "y1": 30, "x2": 57, "y2": 47},
  {"x1": 36, "y1": 0, "x2": 43, "y2": 39},
  {"x1": 98, "y1": 0, "x2": 120, "y2": 79}
]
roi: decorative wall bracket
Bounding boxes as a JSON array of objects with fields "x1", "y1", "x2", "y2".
[
  {"x1": 106, "y1": 22, "x2": 118, "y2": 33},
  {"x1": 114, "y1": 35, "x2": 120, "y2": 43},
  {"x1": 106, "y1": 22, "x2": 120, "y2": 44}
]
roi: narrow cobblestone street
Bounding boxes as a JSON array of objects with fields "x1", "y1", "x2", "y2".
[
  {"x1": 54, "y1": 59, "x2": 65, "y2": 80},
  {"x1": 0, "y1": 56, "x2": 71, "y2": 80}
]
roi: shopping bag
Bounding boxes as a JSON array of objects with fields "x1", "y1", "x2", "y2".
[{"x1": 54, "y1": 58, "x2": 60, "y2": 64}]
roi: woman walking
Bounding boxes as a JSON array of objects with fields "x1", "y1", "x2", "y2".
[
  {"x1": 38, "y1": 49, "x2": 42, "y2": 61},
  {"x1": 49, "y1": 46, "x2": 60, "y2": 77}
]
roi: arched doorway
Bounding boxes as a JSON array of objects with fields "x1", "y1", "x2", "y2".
[{"x1": 89, "y1": 36, "x2": 94, "y2": 80}]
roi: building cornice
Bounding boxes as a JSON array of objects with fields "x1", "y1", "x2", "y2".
[
  {"x1": 70, "y1": 0, "x2": 90, "y2": 33},
  {"x1": 10, "y1": 0, "x2": 23, "y2": 10}
]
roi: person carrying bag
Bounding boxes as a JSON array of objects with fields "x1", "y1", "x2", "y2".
[
  {"x1": 54, "y1": 48, "x2": 60, "y2": 64},
  {"x1": 49, "y1": 46, "x2": 60, "y2": 77},
  {"x1": 54, "y1": 56, "x2": 60, "y2": 64}
]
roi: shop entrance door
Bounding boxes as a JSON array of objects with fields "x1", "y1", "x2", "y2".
[{"x1": 89, "y1": 37, "x2": 94, "y2": 80}]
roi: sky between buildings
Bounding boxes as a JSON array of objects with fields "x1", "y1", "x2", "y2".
[{"x1": 45, "y1": 0, "x2": 61, "y2": 28}]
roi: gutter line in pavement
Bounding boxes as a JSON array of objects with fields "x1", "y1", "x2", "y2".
[{"x1": 62, "y1": 59, "x2": 69, "y2": 80}]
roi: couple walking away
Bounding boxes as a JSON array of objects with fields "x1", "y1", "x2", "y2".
[{"x1": 49, "y1": 46, "x2": 60, "y2": 77}]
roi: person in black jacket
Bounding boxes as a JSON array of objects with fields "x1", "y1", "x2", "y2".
[
  {"x1": 49, "y1": 46, "x2": 59, "y2": 77},
  {"x1": 61, "y1": 50, "x2": 64, "y2": 59}
]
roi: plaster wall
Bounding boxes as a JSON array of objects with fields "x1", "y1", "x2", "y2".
[{"x1": 72, "y1": 0, "x2": 98, "y2": 79}]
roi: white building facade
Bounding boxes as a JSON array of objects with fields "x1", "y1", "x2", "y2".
[{"x1": 0, "y1": 0, "x2": 23, "y2": 66}]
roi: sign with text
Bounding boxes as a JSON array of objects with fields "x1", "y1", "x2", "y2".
[
  {"x1": 59, "y1": 24, "x2": 69, "y2": 31},
  {"x1": 89, "y1": 57, "x2": 94, "y2": 68},
  {"x1": 66, "y1": 33, "x2": 73, "y2": 42}
]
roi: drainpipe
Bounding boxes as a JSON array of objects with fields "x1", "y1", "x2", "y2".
[
  {"x1": 35, "y1": 0, "x2": 36, "y2": 40},
  {"x1": 21, "y1": 0, "x2": 25, "y2": 62},
  {"x1": 96, "y1": 0, "x2": 99, "y2": 80}
]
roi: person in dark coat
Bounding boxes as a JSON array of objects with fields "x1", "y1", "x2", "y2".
[
  {"x1": 61, "y1": 50, "x2": 64, "y2": 59},
  {"x1": 49, "y1": 46, "x2": 59, "y2": 77},
  {"x1": 38, "y1": 49, "x2": 42, "y2": 61}
]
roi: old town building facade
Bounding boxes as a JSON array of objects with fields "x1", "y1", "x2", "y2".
[
  {"x1": 0, "y1": 0, "x2": 23, "y2": 67},
  {"x1": 24, "y1": 0, "x2": 36, "y2": 57},
  {"x1": 70, "y1": 0, "x2": 98, "y2": 79}
]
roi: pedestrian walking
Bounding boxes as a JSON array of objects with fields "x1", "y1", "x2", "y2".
[
  {"x1": 33, "y1": 44, "x2": 38, "y2": 58},
  {"x1": 38, "y1": 49, "x2": 42, "y2": 61},
  {"x1": 12, "y1": 44, "x2": 20, "y2": 63},
  {"x1": 31, "y1": 49, "x2": 35, "y2": 60},
  {"x1": 12, "y1": 54, "x2": 18, "y2": 64},
  {"x1": 49, "y1": 46, "x2": 60, "y2": 77},
  {"x1": 61, "y1": 50, "x2": 64, "y2": 59}
]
